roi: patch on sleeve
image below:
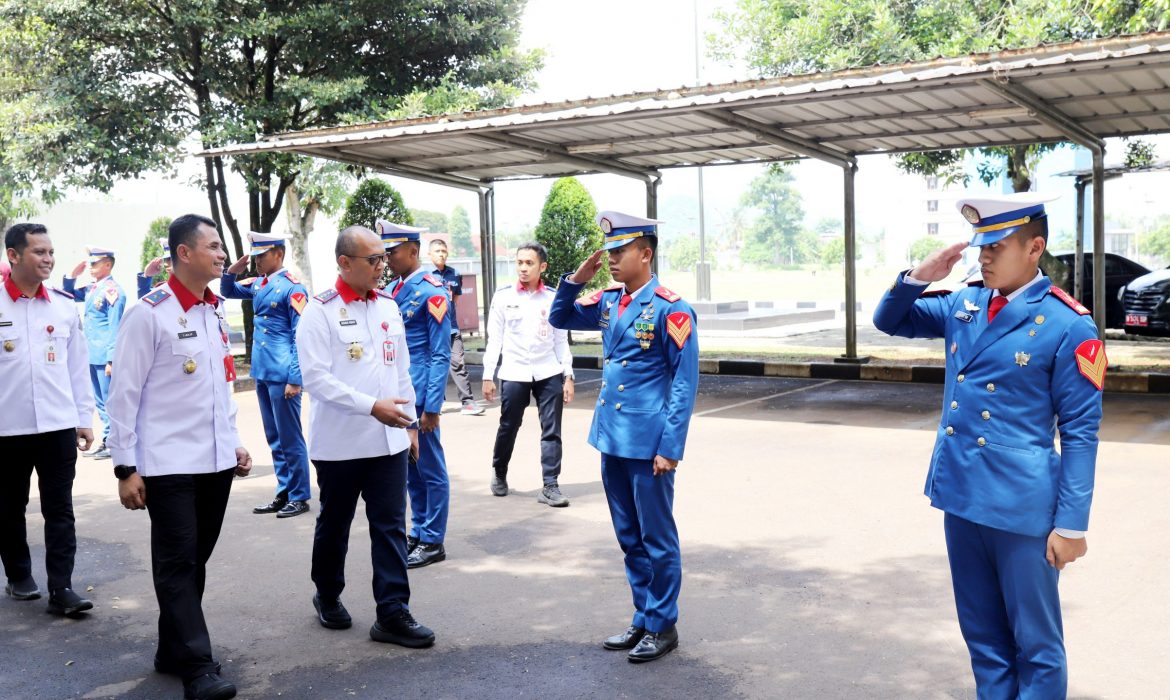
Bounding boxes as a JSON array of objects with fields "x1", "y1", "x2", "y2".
[
  {"x1": 578, "y1": 289, "x2": 605, "y2": 307},
  {"x1": 665, "y1": 311, "x2": 693, "y2": 349},
  {"x1": 1074, "y1": 338, "x2": 1107, "y2": 390},
  {"x1": 282, "y1": 270, "x2": 300, "y2": 285},
  {"x1": 104, "y1": 284, "x2": 120, "y2": 304},
  {"x1": 1050, "y1": 285, "x2": 1090, "y2": 315},
  {"x1": 314, "y1": 288, "x2": 339, "y2": 304},
  {"x1": 427, "y1": 295, "x2": 448, "y2": 322},
  {"x1": 141, "y1": 288, "x2": 171, "y2": 306},
  {"x1": 289, "y1": 292, "x2": 307, "y2": 315},
  {"x1": 655, "y1": 286, "x2": 681, "y2": 302},
  {"x1": 238, "y1": 277, "x2": 257, "y2": 287}
]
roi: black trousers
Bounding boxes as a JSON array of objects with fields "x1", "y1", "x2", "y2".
[
  {"x1": 492, "y1": 375, "x2": 564, "y2": 485},
  {"x1": 0, "y1": 428, "x2": 78, "y2": 591},
  {"x1": 144, "y1": 469, "x2": 235, "y2": 681},
  {"x1": 311, "y1": 450, "x2": 410, "y2": 621}
]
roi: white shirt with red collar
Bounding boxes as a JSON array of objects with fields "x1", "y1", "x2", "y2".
[
  {"x1": 107, "y1": 277, "x2": 243, "y2": 475},
  {"x1": 482, "y1": 280, "x2": 573, "y2": 383},
  {"x1": 295, "y1": 277, "x2": 416, "y2": 461},
  {"x1": 0, "y1": 277, "x2": 95, "y2": 436}
]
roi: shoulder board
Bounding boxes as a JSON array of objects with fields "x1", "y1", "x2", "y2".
[
  {"x1": 281, "y1": 270, "x2": 300, "y2": 285},
  {"x1": 50, "y1": 286, "x2": 74, "y2": 300},
  {"x1": 238, "y1": 277, "x2": 257, "y2": 287},
  {"x1": 920, "y1": 289, "x2": 953, "y2": 298},
  {"x1": 422, "y1": 273, "x2": 444, "y2": 287},
  {"x1": 142, "y1": 288, "x2": 172, "y2": 306},
  {"x1": 655, "y1": 286, "x2": 681, "y2": 302},
  {"x1": 1049, "y1": 285, "x2": 1090, "y2": 315},
  {"x1": 606, "y1": 283, "x2": 623, "y2": 291},
  {"x1": 965, "y1": 280, "x2": 985, "y2": 288},
  {"x1": 374, "y1": 288, "x2": 393, "y2": 299},
  {"x1": 578, "y1": 289, "x2": 605, "y2": 307},
  {"x1": 314, "y1": 288, "x2": 340, "y2": 304}
]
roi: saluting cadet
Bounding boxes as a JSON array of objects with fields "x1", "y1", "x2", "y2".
[
  {"x1": 137, "y1": 237, "x2": 171, "y2": 298},
  {"x1": 548, "y1": 211, "x2": 699, "y2": 664},
  {"x1": 873, "y1": 193, "x2": 1104, "y2": 698},
  {"x1": 221, "y1": 232, "x2": 312, "y2": 518},
  {"x1": 481, "y1": 242, "x2": 575, "y2": 505},
  {"x1": 107, "y1": 214, "x2": 252, "y2": 700},
  {"x1": 1, "y1": 223, "x2": 96, "y2": 616},
  {"x1": 380, "y1": 220, "x2": 452, "y2": 570},
  {"x1": 295, "y1": 225, "x2": 436, "y2": 649},
  {"x1": 63, "y1": 246, "x2": 126, "y2": 460}
]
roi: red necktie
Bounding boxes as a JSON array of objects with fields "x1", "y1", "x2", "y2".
[
  {"x1": 988, "y1": 296, "x2": 1008, "y2": 323},
  {"x1": 260, "y1": 277, "x2": 268, "y2": 287},
  {"x1": 617, "y1": 294, "x2": 632, "y2": 317},
  {"x1": 392, "y1": 280, "x2": 404, "y2": 297}
]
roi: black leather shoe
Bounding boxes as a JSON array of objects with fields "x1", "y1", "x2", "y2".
[
  {"x1": 276, "y1": 500, "x2": 310, "y2": 518},
  {"x1": 154, "y1": 655, "x2": 221, "y2": 676},
  {"x1": 490, "y1": 475, "x2": 508, "y2": 496},
  {"x1": 313, "y1": 593, "x2": 352, "y2": 630},
  {"x1": 252, "y1": 495, "x2": 288, "y2": 514},
  {"x1": 46, "y1": 588, "x2": 93, "y2": 616},
  {"x1": 370, "y1": 609, "x2": 435, "y2": 648},
  {"x1": 5, "y1": 577, "x2": 41, "y2": 601},
  {"x1": 406, "y1": 543, "x2": 446, "y2": 569},
  {"x1": 602, "y1": 625, "x2": 646, "y2": 650},
  {"x1": 406, "y1": 534, "x2": 419, "y2": 553},
  {"x1": 183, "y1": 672, "x2": 236, "y2": 700},
  {"x1": 627, "y1": 626, "x2": 679, "y2": 663}
]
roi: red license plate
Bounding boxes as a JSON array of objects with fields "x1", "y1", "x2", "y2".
[{"x1": 1126, "y1": 314, "x2": 1149, "y2": 327}]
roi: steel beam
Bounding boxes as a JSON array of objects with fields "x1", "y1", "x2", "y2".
[
  {"x1": 474, "y1": 132, "x2": 658, "y2": 181},
  {"x1": 1092, "y1": 150, "x2": 1107, "y2": 335},
  {"x1": 703, "y1": 109, "x2": 856, "y2": 169},
  {"x1": 319, "y1": 147, "x2": 486, "y2": 192}
]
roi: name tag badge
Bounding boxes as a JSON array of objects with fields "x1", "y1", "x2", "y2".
[
  {"x1": 0, "y1": 321, "x2": 12, "y2": 327},
  {"x1": 178, "y1": 330, "x2": 198, "y2": 339},
  {"x1": 46, "y1": 345, "x2": 58, "y2": 364},
  {"x1": 383, "y1": 339, "x2": 395, "y2": 365},
  {"x1": 954, "y1": 311, "x2": 973, "y2": 323},
  {"x1": 339, "y1": 319, "x2": 358, "y2": 326}
]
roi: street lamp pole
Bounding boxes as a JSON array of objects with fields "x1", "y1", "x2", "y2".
[{"x1": 694, "y1": 0, "x2": 711, "y2": 300}]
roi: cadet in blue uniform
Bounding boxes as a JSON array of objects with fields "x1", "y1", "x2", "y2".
[
  {"x1": 221, "y1": 232, "x2": 312, "y2": 518},
  {"x1": 63, "y1": 246, "x2": 126, "y2": 460},
  {"x1": 873, "y1": 193, "x2": 1104, "y2": 698},
  {"x1": 379, "y1": 220, "x2": 452, "y2": 569},
  {"x1": 137, "y1": 237, "x2": 171, "y2": 299},
  {"x1": 548, "y1": 211, "x2": 699, "y2": 664}
]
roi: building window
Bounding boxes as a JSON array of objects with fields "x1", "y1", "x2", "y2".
[
  {"x1": 927, "y1": 223, "x2": 939, "y2": 236},
  {"x1": 927, "y1": 199, "x2": 938, "y2": 212},
  {"x1": 926, "y1": 176, "x2": 940, "y2": 190}
]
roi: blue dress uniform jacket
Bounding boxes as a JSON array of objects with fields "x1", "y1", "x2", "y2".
[
  {"x1": 873, "y1": 272, "x2": 1103, "y2": 537},
  {"x1": 548, "y1": 275, "x2": 699, "y2": 461},
  {"x1": 221, "y1": 270, "x2": 306, "y2": 385},
  {"x1": 63, "y1": 276, "x2": 125, "y2": 365},
  {"x1": 392, "y1": 272, "x2": 452, "y2": 414}
]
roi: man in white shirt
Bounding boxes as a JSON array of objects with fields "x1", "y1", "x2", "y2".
[
  {"x1": 107, "y1": 214, "x2": 252, "y2": 700},
  {"x1": 1, "y1": 223, "x2": 96, "y2": 616},
  {"x1": 482, "y1": 242, "x2": 574, "y2": 506},
  {"x1": 295, "y1": 225, "x2": 435, "y2": 649}
]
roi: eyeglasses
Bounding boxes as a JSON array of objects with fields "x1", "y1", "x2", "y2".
[{"x1": 345, "y1": 253, "x2": 388, "y2": 266}]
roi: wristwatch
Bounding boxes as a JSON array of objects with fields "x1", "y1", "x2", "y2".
[{"x1": 114, "y1": 465, "x2": 137, "y2": 480}]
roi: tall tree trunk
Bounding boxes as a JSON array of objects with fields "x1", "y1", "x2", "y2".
[{"x1": 283, "y1": 182, "x2": 316, "y2": 293}]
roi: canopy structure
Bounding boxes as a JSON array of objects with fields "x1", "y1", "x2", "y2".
[{"x1": 203, "y1": 31, "x2": 1170, "y2": 355}]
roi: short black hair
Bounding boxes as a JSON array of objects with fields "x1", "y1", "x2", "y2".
[
  {"x1": 5, "y1": 223, "x2": 49, "y2": 254},
  {"x1": 428, "y1": 239, "x2": 448, "y2": 251},
  {"x1": 634, "y1": 236, "x2": 658, "y2": 257},
  {"x1": 516, "y1": 241, "x2": 548, "y2": 263},
  {"x1": 168, "y1": 214, "x2": 217, "y2": 262},
  {"x1": 1019, "y1": 217, "x2": 1049, "y2": 243}
]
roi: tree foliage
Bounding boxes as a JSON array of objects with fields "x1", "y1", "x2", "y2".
[
  {"x1": 535, "y1": 177, "x2": 609, "y2": 290},
  {"x1": 909, "y1": 236, "x2": 947, "y2": 264},
  {"x1": 140, "y1": 217, "x2": 173, "y2": 287},
  {"x1": 340, "y1": 179, "x2": 413, "y2": 230},
  {"x1": 411, "y1": 209, "x2": 450, "y2": 235},
  {"x1": 1144, "y1": 218, "x2": 1170, "y2": 262},
  {"x1": 820, "y1": 237, "x2": 846, "y2": 268},
  {"x1": 666, "y1": 235, "x2": 702, "y2": 271},
  {"x1": 449, "y1": 205, "x2": 475, "y2": 257},
  {"x1": 739, "y1": 165, "x2": 809, "y2": 266}
]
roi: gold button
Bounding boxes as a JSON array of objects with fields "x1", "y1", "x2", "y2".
[
  {"x1": 622, "y1": 360, "x2": 628, "y2": 367},
  {"x1": 950, "y1": 401, "x2": 958, "y2": 410},
  {"x1": 977, "y1": 437, "x2": 987, "y2": 447},
  {"x1": 618, "y1": 384, "x2": 625, "y2": 392},
  {"x1": 982, "y1": 410, "x2": 991, "y2": 420},
  {"x1": 1035, "y1": 315, "x2": 1046, "y2": 325},
  {"x1": 615, "y1": 403, "x2": 622, "y2": 410},
  {"x1": 946, "y1": 426, "x2": 954, "y2": 436},
  {"x1": 986, "y1": 383, "x2": 995, "y2": 392},
  {"x1": 957, "y1": 374, "x2": 965, "y2": 383}
]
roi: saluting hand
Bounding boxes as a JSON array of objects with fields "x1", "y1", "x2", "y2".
[
  {"x1": 119, "y1": 473, "x2": 147, "y2": 510},
  {"x1": 70, "y1": 260, "x2": 87, "y2": 279},
  {"x1": 652, "y1": 455, "x2": 678, "y2": 476},
  {"x1": 234, "y1": 447, "x2": 252, "y2": 477},
  {"x1": 226, "y1": 255, "x2": 250, "y2": 276},
  {"x1": 1046, "y1": 532, "x2": 1088, "y2": 570},
  {"x1": 569, "y1": 249, "x2": 605, "y2": 285},
  {"x1": 76, "y1": 428, "x2": 94, "y2": 452},
  {"x1": 909, "y1": 241, "x2": 967, "y2": 283},
  {"x1": 143, "y1": 256, "x2": 165, "y2": 278}
]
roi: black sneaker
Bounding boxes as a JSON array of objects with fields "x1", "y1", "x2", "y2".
[
  {"x1": 313, "y1": 593, "x2": 352, "y2": 630},
  {"x1": 406, "y1": 543, "x2": 446, "y2": 569},
  {"x1": 183, "y1": 671, "x2": 236, "y2": 700},
  {"x1": 5, "y1": 577, "x2": 41, "y2": 601},
  {"x1": 538, "y1": 483, "x2": 569, "y2": 507},
  {"x1": 276, "y1": 500, "x2": 310, "y2": 519},
  {"x1": 490, "y1": 475, "x2": 508, "y2": 497},
  {"x1": 46, "y1": 588, "x2": 93, "y2": 616},
  {"x1": 370, "y1": 609, "x2": 435, "y2": 648},
  {"x1": 252, "y1": 495, "x2": 288, "y2": 514}
]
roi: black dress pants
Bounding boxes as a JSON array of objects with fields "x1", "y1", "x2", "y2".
[
  {"x1": 144, "y1": 468, "x2": 235, "y2": 681},
  {"x1": 491, "y1": 375, "x2": 564, "y2": 485},
  {"x1": 311, "y1": 449, "x2": 410, "y2": 622},
  {"x1": 0, "y1": 428, "x2": 78, "y2": 591}
]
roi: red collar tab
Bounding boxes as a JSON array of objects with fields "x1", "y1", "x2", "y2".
[
  {"x1": 167, "y1": 276, "x2": 219, "y2": 312},
  {"x1": 4, "y1": 276, "x2": 49, "y2": 301},
  {"x1": 335, "y1": 277, "x2": 375, "y2": 303},
  {"x1": 516, "y1": 280, "x2": 546, "y2": 293}
]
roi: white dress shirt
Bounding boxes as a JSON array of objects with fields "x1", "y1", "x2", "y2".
[
  {"x1": 107, "y1": 278, "x2": 243, "y2": 475},
  {"x1": 482, "y1": 281, "x2": 573, "y2": 383},
  {"x1": 0, "y1": 278, "x2": 94, "y2": 436},
  {"x1": 296, "y1": 278, "x2": 416, "y2": 461}
]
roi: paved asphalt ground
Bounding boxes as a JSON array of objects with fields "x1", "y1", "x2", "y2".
[{"x1": 3, "y1": 367, "x2": 1168, "y2": 699}]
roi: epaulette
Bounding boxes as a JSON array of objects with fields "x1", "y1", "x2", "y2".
[
  {"x1": 314, "y1": 288, "x2": 340, "y2": 304},
  {"x1": 966, "y1": 280, "x2": 985, "y2": 288},
  {"x1": 655, "y1": 286, "x2": 681, "y2": 302},
  {"x1": 142, "y1": 288, "x2": 172, "y2": 307},
  {"x1": 606, "y1": 283, "x2": 622, "y2": 291},
  {"x1": 578, "y1": 289, "x2": 605, "y2": 307},
  {"x1": 423, "y1": 273, "x2": 444, "y2": 287},
  {"x1": 50, "y1": 286, "x2": 74, "y2": 300},
  {"x1": 238, "y1": 277, "x2": 257, "y2": 287},
  {"x1": 920, "y1": 289, "x2": 953, "y2": 298},
  {"x1": 1049, "y1": 285, "x2": 1090, "y2": 315},
  {"x1": 374, "y1": 288, "x2": 393, "y2": 299},
  {"x1": 282, "y1": 270, "x2": 300, "y2": 285}
]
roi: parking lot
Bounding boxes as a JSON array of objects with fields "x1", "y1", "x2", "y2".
[{"x1": 3, "y1": 369, "x2": 1168, "y2": 699}]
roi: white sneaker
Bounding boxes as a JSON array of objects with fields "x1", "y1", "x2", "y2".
[{"x1": 461, "y1": 403, "x2": 485, "y2": 416}]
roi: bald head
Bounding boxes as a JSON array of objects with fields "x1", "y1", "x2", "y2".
[
  {"x1": 336, "y1": 225, "x2": 379, "y2": 259},
  {"x1": 336, "y1": 225, "x2": 387, "y2": 295}
]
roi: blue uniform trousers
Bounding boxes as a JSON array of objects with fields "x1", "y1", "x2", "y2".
[
  {"x1": 944, "y1": 513, "x2": 1066, "y2": 699},
  {"x1": 407, "y1": 410, "x2": 449, "y2": 544},
  {"x1": 254, "y1": 380, "x2": 311, "y2": 502},
  {"x1": 600, "y1": 454, "x2": 681, "y2": 633},
  {"x1": 90, "y1": 364, "x2": 111, "y2": 442},
  {"x1": 311, "y1": 450, "x2": 411, "y2": 620}
]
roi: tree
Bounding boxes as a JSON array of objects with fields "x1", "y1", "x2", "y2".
[
  {"x1": 535, "y1": 177, "x2": 609, "y2": 291},
  {"x1": 739, "y1": 165, "x2": 806, "y2": 267},
  {"x1": 820, "y1": 237, "x2": 846, "y2": 268},
  {"x1": 666, "y1": 236, "x2": 701, "y2": 271},
  {"x1": 340, "y1": 180, "x2": 413, "y2": 230},
  {"x1": 449, "y1": 206, "x2": 476, "y2": 257},
  {"x1": 411, "y1": 209, "x2": 450, "y2": 235},
  {"x1": 140, "y1": 217, "x2": 173, "y2": 287},
  {"x1": 1143, "y1": 219, "x2": 1170, "y2": 262},
  {"x1": 284, "y1": 160, "x2": 352, "y2": 292},
  {"x1": 909, "y1": 236, "x2": 947, "y2": 265}
]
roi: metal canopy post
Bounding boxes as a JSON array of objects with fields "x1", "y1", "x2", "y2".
[
  {"x1": 840, "y1": 163, "x2": 865, "y2": 362},
  {"x1": 478, "y1": 186, "x2": 497, "y2": 325},
  {"x1": 1074, "y1": 178, "x2": 1086, "y2": 302},
  {"x1": 1091, "y1": 150, "x2": 1107, "y2": 334},
  {"x1": 647, "y1": 176, "x2": 660, "y2": 276}
]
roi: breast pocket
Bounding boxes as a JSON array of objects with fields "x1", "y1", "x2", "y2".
[
  {"x1": 170, "y1": 339, "x2": 208, "y2": 377},
  {"x1": 337, "y1": 330, "x2": 368, "y2": 363},
  {"x1": 0, "y1": 330, "x2": 21, "y2": 362}
]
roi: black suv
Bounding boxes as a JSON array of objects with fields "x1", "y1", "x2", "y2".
[
  {"x1": 1043, "y1": 253, "x2": 1150, "y2": 329},
  {"x1": 1120, "y1": 266, "x2": 1170, "y2": 336}
]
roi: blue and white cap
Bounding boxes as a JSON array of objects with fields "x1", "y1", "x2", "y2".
[
  {"x1": 87, "y1": 246, "x2": 116, "y2": 263},
  {"x1": 957, "y1": 192, "x2": 1059, "y2": 247},
  {"x1": 376, "y1": 220, "x2": 427, "y2": 249},
  {"x1": 158, "y1": 237, "x2": 170, "y2": 255},
  {"x1": 248, "y1": 231, "x2": 290, "y2": 256},
  {"x1": 596, "y1": 211, "x2": 664, "y2": 251}
]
